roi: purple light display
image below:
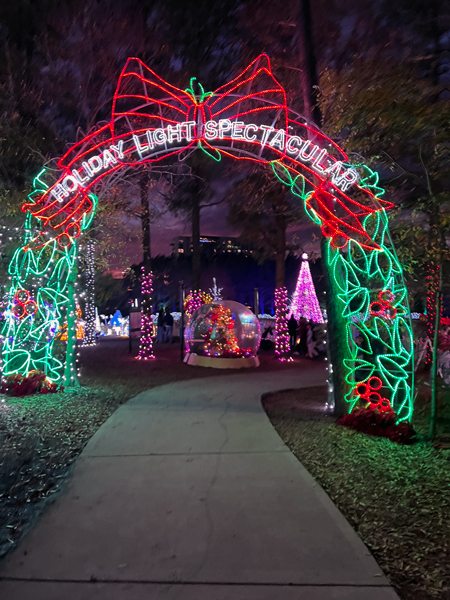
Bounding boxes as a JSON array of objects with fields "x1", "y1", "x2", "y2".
[
  {"x1": 136, "y1": 267, "x2": 155, "y2": 360},
  {"x1": 289, "y1": 254, "x2": 324, "y2": 323},
  {"x1": 274, "y1": 286, "x2": 291, "y2": 360}
]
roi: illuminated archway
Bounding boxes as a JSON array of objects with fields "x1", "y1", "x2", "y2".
[{"x1": 1, "y1": 55, "x2": 413, "y2": 420}]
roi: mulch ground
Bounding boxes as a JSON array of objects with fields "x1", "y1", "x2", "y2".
[
  {"x1": 0, "y1": 338, "x2": 315, "y2": 559},
  {"x1": 263, "y1": 387, "x2": 450, "y2": 600}
]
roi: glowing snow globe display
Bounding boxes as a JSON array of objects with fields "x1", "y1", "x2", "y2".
[{"x1": 184, "y1": 300, "x2": 261, "y2": 368}]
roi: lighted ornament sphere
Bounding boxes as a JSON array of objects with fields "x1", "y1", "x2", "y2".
[{"x1": 184, "y1": 300, "x2": 261, "y2": 369}]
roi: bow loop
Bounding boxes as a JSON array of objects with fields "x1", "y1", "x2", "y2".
[
  {"x1": 111, "y1": 57, "x2": 192, "y2": 138},
  {"x1": 206, "y1": 55, "x2": 288, "y2": 132}
]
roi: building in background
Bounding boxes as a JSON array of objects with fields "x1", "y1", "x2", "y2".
[{"x1": 171, "y1": 236, "x2": 253, "y2": 258}]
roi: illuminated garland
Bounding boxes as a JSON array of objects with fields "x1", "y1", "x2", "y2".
[
  {"x1": 274, "y1": 287, "x2": 291, "y2": 360},
  {"x1": 136, "y1": 267, "x2": 155, "y2": 360},
  {"x1": 323, "y1": 214, "x2": 413, "y2": 421}
]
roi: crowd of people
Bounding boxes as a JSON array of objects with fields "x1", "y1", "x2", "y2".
[
  {"x1": 288, "y1": 315, "x2": 321, "y2": 358},
  {"x1": 156, "y1": 308, "x2": 174, "y2": 343}
]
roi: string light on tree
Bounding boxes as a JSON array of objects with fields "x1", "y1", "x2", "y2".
[
  {"x1": 289, "y1": 253, "x2": 324, "y2": 323},
  {"x1": 274, "y1": 287, "x2": 291, "y2": 360},
  {"x1": 83, "y1": 242, "x2": 96, "y2": 346},
  {"x1": 425, "y1": 263, "x2": 441, "y2": 365},
  {"x1": 136, "y1": 267, "x2": 155, "y2": 360}
]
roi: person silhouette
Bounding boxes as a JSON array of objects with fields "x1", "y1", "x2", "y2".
[
  {"x1": 164, "y1": 308, "x2": 174, "y2": 343},
  {"x1": 288, "y1": 314, "x2": 298, "y2": 350},
  {"x1": 156, "y1": 308, "x2": 165, "y2": 343}
]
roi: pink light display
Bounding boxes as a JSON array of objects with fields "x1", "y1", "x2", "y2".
[
  {"x1": 136, "y1": 267, "x2": 155, "y2": 360},
  {"x1": 274, "y1": 286, "x2": 291, "y2": 360},
  {"x1": 191, "y1": 291, "x2": 203, "y2": 313},
  {"x1": 289, "y1": 253, "x2": 324, "y2": 323}
]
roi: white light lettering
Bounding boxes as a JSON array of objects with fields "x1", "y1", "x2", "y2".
[
  {"x1": 298, "y1": 140, "x2": 319, "y2": 162},
  {"x1": 133, "y1": 134, "x2": 150, "y2": 158},
  {"x1": 62, "y1": 175, "x2": 79, "y2": 194},
  {"x1": 88, "y1": 155, "x2": 103, "y2": 174},
  {"x1": 232, "y1": 121, "x2": 245, "y2": 140},
  {"x1": 259, "y1": 125, "x2": 274, "y2": 148},
  {"x1": 324, "y1": 161, "x2": 343, "y2": 183},
  {"x1": 244, "y1": 124, "x2": 258, "y2": 142},
  {"x1": 146, "y1": 130, "x2": 154, "y2": 149},
  {"x1": 50, "y1": 183, "x2": 67, "y2": 202},
  {"x1": 72, "y1": 169, "x2": 89, "y2": 186},
  {"x1": 204, "y1": 120, "x2": 218, "y2": 140},
  {"x1": 167, "y1": 124, "x2": 182, "y2": 143},
  {"x1": 218, "y1": 119, "x2": 232, "y2": 139},
  {"x1": 102, "y1": 149, "x2": 117, "y2": 169},
  {"x1": 339, "y1": 168, "x2": 359, "y2": 192},
  {"x1": 153, "y1": 129, "x2": 167, "y2": 145},
  {"x1": 286, "y1": 135, "x2": 304, "y2": 155},
  {"x1": 184, "y1": 121, "x2": 196, "y2": 141},
  {"x1": 81, "y1": 161, "x2": 94, "y2": 178},
  {"x1": 110, "y1": 140, "x2": 124, "y2": 159},
  {"x1": 269, "y1": 129, "x2": 285, "y2": 151},
  {"x1": 312, "y1": 149, "x2": 328, "y2": 174}
]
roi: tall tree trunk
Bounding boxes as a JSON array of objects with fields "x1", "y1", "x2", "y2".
[
  {"x1": 137, "y1": 171, "x2": 154, "y2": 359},
  {"x1": 275, "y1": 215, "x2": 286, "y2": 288},
  {"x1": 140, "y1": 172, "x2": 151, "y2": 271},
  {"x1": 321, "y1": 238, "x2": 348, "y2": 415},
  {"x1": 296, "y1": 0, "x2": 321, "y2": 125},
  {"x1": 192, "y1": 193, "x2": 201, "y2": 291},
  {"x1": 297, "y1": 0, "x2": 349, "y2": 414}
]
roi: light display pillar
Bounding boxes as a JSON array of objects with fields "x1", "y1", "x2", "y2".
[
  {"x1": 136, "y1": 267, "x2": 155, "y2": 360},
  {"x1": 321, "y1": 237, "x2": 349, "y2": 415},
  {"x1": 426, "y1": 263, "x2": 442, "y2": 365},
  {"x1": 83, "y1": 242, "x2": 96, "y2": 346},
  {"x1": 63, "y1": 241, "x2": 80, "y2": 387},
  {"x1": 274, "y1": 287, "x2": 290, "y2": 359},
  {"x1": 289, "y1": 253, "x2": 324, "y2": 322}
]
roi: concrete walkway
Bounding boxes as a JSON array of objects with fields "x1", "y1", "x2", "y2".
[{"x1": 0, "y1": 368, "x2": 399, "y2": 599}]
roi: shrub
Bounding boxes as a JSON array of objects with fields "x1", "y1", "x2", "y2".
[
  {"x1": 0, "y1": 371, "x2": 63, "y2": 397},
  {"x1": 337, "y1": 408, "x2": 416, "y2": 444}
]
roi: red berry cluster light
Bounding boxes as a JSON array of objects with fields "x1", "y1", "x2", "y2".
[
  {"x1": 136, "y1": 267, "x2": 155, "y2": 360},
  {"x1": 274, "y1": 287, "x2": 291, "y2": 360},
  {"x1": 12, "y1": 289, "x2": 37, "y2": 319},
  {"x1": 354, "y1": 377, "x2": 391, "y2": 412},
  {"x1": 425, "y1": 263, "x2": 441, "y2": 365},
  {"x1": 369, "y1": 290, "x2": 397, "y2": 319}
]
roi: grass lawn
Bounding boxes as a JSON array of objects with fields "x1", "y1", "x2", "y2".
[{"x1": 263, "y1": 386, "x2": 450, "y2": 600}]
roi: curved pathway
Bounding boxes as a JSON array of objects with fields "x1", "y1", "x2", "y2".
[{"x1": 0, "y1": 368, "x2": 399, "y2": 599}]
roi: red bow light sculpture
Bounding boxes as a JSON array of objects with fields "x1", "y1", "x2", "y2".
[{"x1": 23, "y1": 55, "x2": 392, "y2": 250}]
